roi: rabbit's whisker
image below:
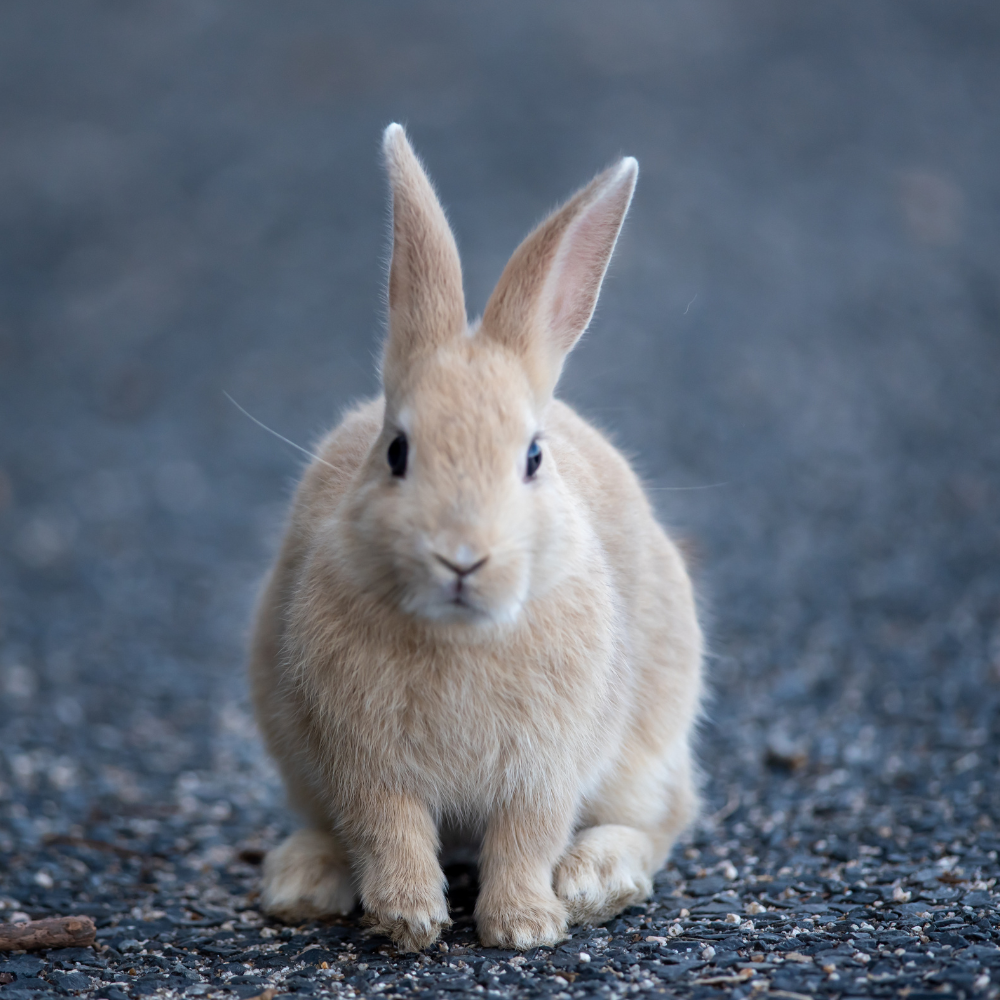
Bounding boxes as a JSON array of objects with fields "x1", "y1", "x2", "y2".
[
  {"x1": 224, "y1": 391, "x2": 338, "y2": 471},
  {"x1": 647, "y1": 482, "x2": 729, "y2": 492}
]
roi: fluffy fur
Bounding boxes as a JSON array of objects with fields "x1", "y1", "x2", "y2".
[{"x1": 250, "y1": 124, "x2": 703, "y2": 952}]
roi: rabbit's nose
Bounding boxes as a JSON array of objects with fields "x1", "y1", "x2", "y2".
[{"x1": 433, "y1": 553, "x2": 489, "y2": 578}]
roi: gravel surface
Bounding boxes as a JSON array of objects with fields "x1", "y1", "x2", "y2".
[{"x1": 1, "y1": 3, "x2": 998, "y2": 998}]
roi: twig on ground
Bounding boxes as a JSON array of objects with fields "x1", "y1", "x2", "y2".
[{"x1": 0, "y1": 915, "x2": 96, "y2": 951}]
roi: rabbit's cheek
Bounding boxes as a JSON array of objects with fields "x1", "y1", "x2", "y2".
[{"x1": 477, "y1": 554, "x2": 532, "y2": 624}]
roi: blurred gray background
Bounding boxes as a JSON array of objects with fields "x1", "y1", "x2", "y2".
[{"x1": 1, "y1": 2, "x2": 997, "y2": 850}]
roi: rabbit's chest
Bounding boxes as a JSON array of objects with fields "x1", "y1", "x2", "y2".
[{"x1": 324, "y1": 637, "x2": 624, "y2": 802}]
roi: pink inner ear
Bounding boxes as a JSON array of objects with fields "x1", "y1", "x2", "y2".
[{"x1": 544, "y1": 177, "x2": 633, "y2": 353}]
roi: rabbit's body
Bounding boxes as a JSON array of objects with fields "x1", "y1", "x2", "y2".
[{"x1": 251, "y1": 126, "x2": 702, "y2": 951}]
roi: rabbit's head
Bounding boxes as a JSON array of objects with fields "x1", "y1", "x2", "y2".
[{"x1": 337, "y1": 125, "x2": 637, "y2": 629}]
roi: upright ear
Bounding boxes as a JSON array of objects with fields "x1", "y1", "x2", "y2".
[
  {"x1": 381, "y1": 124, "x2": 466, "y2": 396},
  {"x1": 480, "y1": 157, "x2": 637, "y2": 398}
]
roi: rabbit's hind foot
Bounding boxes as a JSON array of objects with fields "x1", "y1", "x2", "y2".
[
  {"x1": 260, "y1": 828, "x2": 356, "y2": 921},
  {"x1": 554, "y1": 824, "x2": 654, "y2": 924}
]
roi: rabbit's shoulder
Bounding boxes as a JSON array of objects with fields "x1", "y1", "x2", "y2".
[
  {"x1": 546, "y1": 398, "x2": 687, "y2": 603},
  {"x1": 546, "y1": 399, "x2": 649, "y2": 519}
]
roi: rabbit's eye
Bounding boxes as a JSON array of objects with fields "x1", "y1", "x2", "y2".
[
  {"x1": 387, "y1": 433, "x2": 408, "y2": 477},
  {"x1": 525, "y1": 439, "x2": 542, "y2": 478}
]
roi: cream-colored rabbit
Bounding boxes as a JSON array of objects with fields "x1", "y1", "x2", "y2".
[{"x1": 250, "y1": 124, "x2": 702, "y2": 952}]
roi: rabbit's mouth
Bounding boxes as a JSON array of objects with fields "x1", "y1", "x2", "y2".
[
  {"x1": 433, "y1": 579, "x2": 490, "y2": 620},
  {"x1": 407, "y1": 592, "x2": 490, "y2": 625},
  {"x1": 449, "y1": 574, "x2": 474, "y2": 608},
  {"x1": 399, "y1": 574, "x2": 521, "y2": 627},
  {"x1": 448, "y1": 587, "x2": 488, "y2": 617}
]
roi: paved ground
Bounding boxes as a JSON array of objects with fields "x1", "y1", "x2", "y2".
[{"x1": 1, "y1": 2, "x2": 998, "y2": 998}]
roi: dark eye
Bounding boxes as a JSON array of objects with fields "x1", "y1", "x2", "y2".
[
  {"x1": 387, "y1": 433, "x2": 408, "y2": 477},
  {"x1": 526, "y1": 439, "x2": 542, "y2": 478}
]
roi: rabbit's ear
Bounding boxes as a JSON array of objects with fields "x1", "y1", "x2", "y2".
[
  {"x1": 481, "y1": 157, "x2": 637, "y2": 398},
  {"x1": 381, "y1": 124, "x2": 466, "y2": 393}
]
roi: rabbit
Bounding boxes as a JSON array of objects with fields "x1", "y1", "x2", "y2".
[{"x1": 249, "y1": 124, "x2": 703, "y2": 953}]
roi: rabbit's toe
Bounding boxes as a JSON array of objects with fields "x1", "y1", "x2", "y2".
[
  {"x1": 554, "y1": 824, "x2": 653, "y2": 924},
  {"x1": 260, "y1": 828, "x2": 356, "y2": 921},
  {"x1": 363, "y1": 894, "x2": 451, "y2": 952},
  {"x1": 476, "y1": 893, "x2": 568, "y2": 950}
]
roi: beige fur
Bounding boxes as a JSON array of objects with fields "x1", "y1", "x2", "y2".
[{"x1": 250, "y1": 124, "x2": 703, "y2": 952}]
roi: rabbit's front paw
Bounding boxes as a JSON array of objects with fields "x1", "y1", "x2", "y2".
[
  {"x1": 260, "y1": 828, "x2": 356, "y2": 921},
  {"x1": 476, "y1": 892, "x2": 568, "y2": 950},
  {"x1": 363, "y1": 892, "x2": 451, "y2": 952},
  {"x1": 554, "y1": 824, "x2": 653, "y2": 923}
]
